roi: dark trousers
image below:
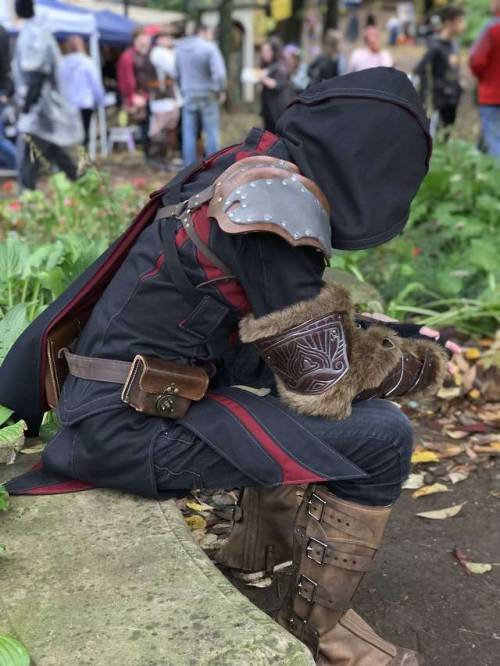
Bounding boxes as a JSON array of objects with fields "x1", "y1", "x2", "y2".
[
  {"x1": 439, "y1": 104, "x2": 458, "y2": 127},
  {"x1": 154, "y1": 400, "x2": 414, "y2": 507},
  {"x1": 80, "y1": 108, "x2": 94, "y2": 148},
  {"x1": 20, "y1": 135, "x2": 78, "y2": 190}
]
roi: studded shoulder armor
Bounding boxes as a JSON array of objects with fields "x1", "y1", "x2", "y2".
[{"x1": 207, "y1": 156, "x2": 332, "y2": 258}]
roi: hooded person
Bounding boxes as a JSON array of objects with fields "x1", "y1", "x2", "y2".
[
  {"x1": 12, "y1": 0, "x2": 83, "y2": 189},
  {"x1": 1, "y1": 68, "x2": 451, "y2": 664}
]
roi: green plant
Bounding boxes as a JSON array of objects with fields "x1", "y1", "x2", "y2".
[{"x1": 331, "y1": 141, "x2": 500, "y2": 336}]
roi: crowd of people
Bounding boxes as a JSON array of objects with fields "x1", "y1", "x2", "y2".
[{"x1": 0, "y1": 0, "x2": 499, "y2": 190}]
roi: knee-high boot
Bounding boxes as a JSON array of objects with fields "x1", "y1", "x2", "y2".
[
  {"x1": 214, "y1": 486, "x2": 300, "y2": 576},
  {"x1": 278, "y1": 485, "x2": 419, "y2": 665}
]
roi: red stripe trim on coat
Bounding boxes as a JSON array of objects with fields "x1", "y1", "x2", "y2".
[
  {"x1": 209, "y1": 394, "x2": 327, "y2": 484},
  {"x1": 23, "y1": 480, "x2": 95, "y2": 494},
  {"x1": 192, "y1": 207, "x2": 250, "y2": 313}
]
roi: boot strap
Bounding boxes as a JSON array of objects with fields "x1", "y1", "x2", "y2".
[
  {"x1": 307, "y1": 492, "x2": 374, "y2": 541},
  {"x1": 297, "y1": 574, "x2": 352, "y2": 611},
  {"x1": 304, "y1": 536, "x2": 373, "y2": 572},
  {"x1": 287, "y1": 611, "x2": 320, "y2": 659}
]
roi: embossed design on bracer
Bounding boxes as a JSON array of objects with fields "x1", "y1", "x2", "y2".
[
  {"x1": 256, "y1": 313, "x2": 349, "y2": 394},
  {"x1": 208, "y1": 156, "x2": 332, "y2": 257}
]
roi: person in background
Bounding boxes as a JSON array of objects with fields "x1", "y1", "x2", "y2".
[
  {"x1": 258, "y1": 38, "x2": 292, "y2": 133},
  {"x1": 175, "y1": 23, "x2": 226, "y2": 167},
  {"x1": 117, "y1": 29, "x2": 156, "y2": 162},
  {"x1": 149, "y1": 31, "x2": 182, "y2": 168},
  {"x1": 469, "y1": 0, "x2": 500, "y2": 157},
  {"x1": 12, "y1": 0, "x2": 81, "y2": 189},
  {"x1": 308, "y1": 30, "x2": 347, "y2": 86},
  {"x1": 386, "y1": 15, "x2": 402, "y2": 45},
  {"x1": 415, "y1": 6, "x2": 465, "y2": 134},
  {"x1": 348, "y1": 26, "x2": 394, "y2": 72},
  {"x1": 60, "y1": 35, "x2": 105, "y2": 150},
  {"x1": 0, "y1": 24, "x2": 16, "y2": 170},
  {"x1": 283, "y1": 44, "x2": 310, "y2": 93}
]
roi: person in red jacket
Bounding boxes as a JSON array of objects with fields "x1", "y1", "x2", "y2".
[
  {"x1": 117, "y1": 29, "x2": 156, "y2": 162},
  {"x1": 469, "y1": 0, "x2": 500, "y2": 157}
]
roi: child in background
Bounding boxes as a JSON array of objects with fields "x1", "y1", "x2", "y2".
[{"x1": 414, "y1": 6, "x2": 466, "y2": 134}]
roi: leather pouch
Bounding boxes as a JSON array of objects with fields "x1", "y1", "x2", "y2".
[
  {"x1": 121, "y1": 355, "x2": 209, "y2": 419},
  {"x1": 45, "y1": 316, "x2": 86, "y2": 409}
]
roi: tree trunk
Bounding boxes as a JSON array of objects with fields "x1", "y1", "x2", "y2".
[
  {"x1": 324, "y1": 0, "x2": 339, "y2": 31},
  {"x1": 219, "y1": 0, "x2": 234, "y2": 109}
]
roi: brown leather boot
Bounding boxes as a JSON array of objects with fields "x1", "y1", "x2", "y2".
[
  {"x1": 278, "y1": 486, "x2": 419, "y2": 665},
  {"x1": 214, "y1": 486, "x2": 300, "y2": 577}
]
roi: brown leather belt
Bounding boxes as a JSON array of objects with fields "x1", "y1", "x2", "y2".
[{"x1": 64, "y1": 350, "x2": 131, "y2": 384}]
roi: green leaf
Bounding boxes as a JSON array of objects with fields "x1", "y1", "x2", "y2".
[
  {"x1": 0, "y1": 304, "x2": 30, "y2": 364},
  {"x1": 0, "y1": 635, "x2": 31, "y2": 666},
  {"x1": 0, "y1": 420, "x2": 27, "y2": 465},
  {"x1": 0, "y1": 485, "x2": 9, "y2": 511},
  {"x1": 0, "y1": 405, "x2": 14, "y2": 427}
]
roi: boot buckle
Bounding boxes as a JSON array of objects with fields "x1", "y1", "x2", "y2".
[
  {"x1": 308, "y1": 493, "x2": 326, "y2": 522},
  {"x1": 297, "y1": 574, "x2": 318, "y2": 603},
  {"x1": 306, "y1": 536, "x2": 328, "y2": 565}
]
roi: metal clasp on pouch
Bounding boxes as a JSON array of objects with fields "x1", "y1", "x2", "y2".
[{"x1": 156, "y1": 383, "x2": 180, "y2": 415}]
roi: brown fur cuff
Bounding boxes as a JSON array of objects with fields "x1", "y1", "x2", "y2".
[{"x1": 239, "y1": 284, "x2": 353, "y2": 343}]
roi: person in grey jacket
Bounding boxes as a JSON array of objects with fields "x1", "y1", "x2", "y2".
[
  {"x1": 12, "y1": 0, "x2": 82, "y2": 189},
  {"x1": 175, "y1": 24, "x2": 226, "y2": 166}
]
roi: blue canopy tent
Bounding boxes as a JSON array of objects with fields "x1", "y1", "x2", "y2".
[{"x1": 96, "y1": 9, "x2": 135, "y2": 46}]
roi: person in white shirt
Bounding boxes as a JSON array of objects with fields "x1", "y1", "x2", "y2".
[
  {"x1": 60, "y1": 35, "x2": 105, "y2": 148},
  {"x1": 348, "y1": 26, "x2": 394, "y2": 73},
  {"x1": 148, "y1": 31, "x2": 182, "y2": 168}
]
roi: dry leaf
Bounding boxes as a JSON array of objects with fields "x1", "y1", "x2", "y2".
[
  {"x1": 247, "y1": 577, "x2": 273, "y2": 588},
  {"x1": 474, "y1": 443, "x2": 500, "y2": 455},
  {"x1": 490, "y1": 490, "x2": 500, "y2": 499},
  {"x1": 468, "y1": 388, "x2": 481, "y2": 400},
  {"x1": 411, "y1": 450, "x2": 440, "y2": 464},
  {"x1": 184, "y1": 514, "x2": 207, "y2": 530},
  {"x1": 186, "y1": 500, "x2": 213, "y2": 512},
  {"x1": 466, "y1": 562, "x2": 492, "y2": 575},
  {"x1": 464, "y1": 348, "x2": 481, "y2": 360},
  {"x1": 412, "y1": 483, "x2": 449, "y2": 499},
  {"x1": 402, "y1": 472, "x2": 425, "y2": 490},
  {"x1": 448, "y1": 465, "x2": 472, "y2": 484},
  {"x1": 443, "y1": 429, "x2": 470, "y2": 440},
  {"x1": 437, "y1": 387, "x2": 462, "y2": 400},
  {"x1": 417, "y1": 502, "x2": 465, "y2": 520}
]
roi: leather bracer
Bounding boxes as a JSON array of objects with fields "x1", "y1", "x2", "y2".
[
  {"x1": 354, "y1": 338, "x2": 448, "y2": 402},
  {"x1": 240, "y1": 284, "x2": 402, "y2": 420}
]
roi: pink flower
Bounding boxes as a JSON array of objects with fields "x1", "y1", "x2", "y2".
[{"x1": 8, "y1": 201, "x2": 21, "y2": 212}]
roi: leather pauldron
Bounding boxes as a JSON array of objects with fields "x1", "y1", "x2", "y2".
[{"x1": 256, "y1": 313, "x2": 349, "y2": 395}]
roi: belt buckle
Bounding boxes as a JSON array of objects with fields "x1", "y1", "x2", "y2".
[
  {"x1": 306, "y1": 536, "x2": 328, "y2": 565},
  {"x1": 297, "y1": 574, "x2": 318, "y2": 603},
  {"x1": 308, "y1": 493, "x2": 326, "y2": 522}
]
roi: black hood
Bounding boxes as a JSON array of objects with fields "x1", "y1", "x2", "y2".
[{"x1": 276, "y1": 67, "x2": 431, "y2": 250}]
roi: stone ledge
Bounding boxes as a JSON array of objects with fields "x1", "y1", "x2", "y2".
[{"x1": 0, "y1": 488, "x2": 314, "y2": 666}]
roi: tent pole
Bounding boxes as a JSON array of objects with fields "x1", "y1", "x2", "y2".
[{"x1": 89, "y1": 30, "x2": 108, "y2": 157}]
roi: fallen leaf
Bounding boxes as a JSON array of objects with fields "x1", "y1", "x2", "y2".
[
  {"x1": 437, "y1": 387, "x2": 462, "y2": 399},
  {"x1": 453, "y1": 547, "x2": 472, "y2": 575},
  {"x1": 247, "y1": 577, "x2": 273, "y2": 588},
  {"x1": 468, "y1": 389, "x2": 481, "y2": 400},
  {"x1": 417, "y1": 502, "x2": 465, "y2": 520},
  {"x1": 402, "y1": 472, "x2": 425, "y2": 489},
  {"x1": 412, "y1": 483, "x2": 450, "y2": 498},
  {"x1": 186, "y1": 500, "x2": 214, "y2": 513},
  {"x1": 466, "y1": 562, "x2": 492, "y2": 575},
  {"x1": 411, "y1": 450, "x2": 440, "y2": 464},
  {"x1": 19, "y1": 442, "x2": 45, "y2": 455},
  {"x1": 473, "y1": 443, "x2": 500, "y2": 455},
  {"x1": 464, "y1": 348, "x2": 481, "y2": 360},
  {"x1": 184, "y1": 514, "x2": 207, "y2": 530},
  {"x1": 490, "y1": 490, "x2": 500, "y2": 499},
  {"x1": 448, "y1": 465, "x2": 472, "y2": 484},
  {"x1": 443, "y1": 429, "x2": 470, "y2": 440}
]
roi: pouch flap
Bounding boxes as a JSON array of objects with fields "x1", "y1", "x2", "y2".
[{"x1": 134, "y1": 355, "x2": 209, "y2": 401}]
